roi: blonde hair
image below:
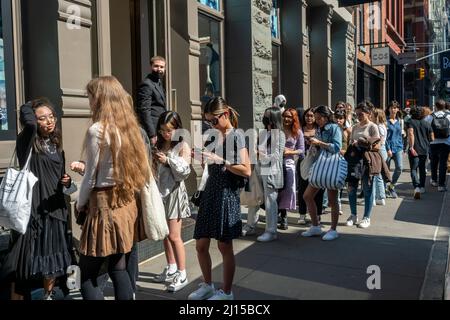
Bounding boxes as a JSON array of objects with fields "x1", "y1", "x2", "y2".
[
  {"x1": 204, "y1": 96, "x2": 240, "y2": 128},
  {"x1": 86, "y1": 76, "x2": 150, "y2": 205},
  {"x1": 372, "y1": 108, "x2": 386, "y2": 125}
]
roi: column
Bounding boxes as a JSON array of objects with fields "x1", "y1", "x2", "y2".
[{"x1": 310, "y1": 5, "x2": 333, "y2": 107}]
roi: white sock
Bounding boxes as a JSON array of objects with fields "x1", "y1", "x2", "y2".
[
  {"x1": 168, "y1": 264, "x2": 177, "y2": 273},
  {"x1": 178, "y1": 269, "x2": 187, "y2": 279}
]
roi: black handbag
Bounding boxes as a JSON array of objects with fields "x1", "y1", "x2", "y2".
[
  {"x1": 74, "y1": 207, "x2": 87, "y2": 226},
  {"x1": 191, "y1": 190, "x2": 203, "y2": 207}
]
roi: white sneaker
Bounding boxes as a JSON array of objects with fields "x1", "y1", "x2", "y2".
[
  {"x1": 298, "y1": 214, "x2": 307, "y2": 225},
  {"x1": 301, "y1": 226, "x2": 323, "y2": 237},
  {"x1": 358, "y1": 217, "x2": 371, "y2": 229},
  {"x1": 188, "y1": 282, "x2": 215, "y2": 300},
  {"x1": 322, "y1": 230, "x2": 339, "y2": 241},
  {"x1": 375, "y1": 199, "x2": 386, "y2": 206},
  {"x1": 431, "y1": 180, "x2": 439, "y2": 187},
  {"x1": 257, "y1": 232, "x2": 277, "y2": 242},
  {"x1": 346, "y1": 215, "x2": 358, "y2": 226},
  {"x1": 152, "y1": 266, "x2": 178, "y2": 283},
  {"x1": 241, "y1": 225, "x2": 256, "y2": 236},
  {"x1": 208, "y1": 289, "x2": 234, "y2": 300},
  {"x1": 167, "y1": 272, "x2": 189, "y2": 292},
  {"x1": 414, "y1": 188, "x2": 421, "y2": 200},
  {"x1": 420, "y1": 188, "x2": 426, "y2": 194}
]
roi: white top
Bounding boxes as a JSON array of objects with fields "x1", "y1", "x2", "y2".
[
  {"x1": 77, "y1": 122, "x2": 117, "y2": 209},
  {"x1": 425, "y1": 111, "x2": 450, "y2": 145}
]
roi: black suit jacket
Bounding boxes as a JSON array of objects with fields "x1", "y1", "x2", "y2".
[{"x1": 136, "y1": 74, "x2": 167, "y2": 138}]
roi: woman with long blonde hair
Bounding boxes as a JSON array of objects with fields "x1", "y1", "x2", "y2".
[{"x1": 75, "y1": 76, "x2": 150, "y2": 300}]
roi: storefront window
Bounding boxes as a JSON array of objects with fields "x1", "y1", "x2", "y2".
[
  {"x1": 271, "y1": 0, "x2": 280, "y2": 39},
  {"x1": 0, "y1": 0, "x2": 15, "y2": 141},
  {"x1": 199, "y1": 14, "x2": 221, "y2": 105},
  {"x1": 198, "y1": 0, "x2": 220, "y2": 11}
]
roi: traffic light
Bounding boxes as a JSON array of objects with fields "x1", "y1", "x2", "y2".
[
  {"x1": 416, "y1": 68, "x2": 425, "y2": 80},
  {"x1": 406, "y1": 99, "x2": 416, "y2": 107}
]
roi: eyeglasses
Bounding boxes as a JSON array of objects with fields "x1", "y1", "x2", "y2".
[
  {"x1": 37, "y1": 114, "x2": 56, "y2": 122},
  {"x1": 205, "y1": 113, "x2": 225, "y2": 126}
]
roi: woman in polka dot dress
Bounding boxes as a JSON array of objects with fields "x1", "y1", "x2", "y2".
[{"x1": 189, "y1": 97, "x2": 251, "y2": 301}]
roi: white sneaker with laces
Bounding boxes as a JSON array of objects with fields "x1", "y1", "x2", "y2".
[
  {"x1": 301, "y1": 226, "x2": 323, "y2": 237},
  {"x1": 257, "y1": 232, "x2": 277, "y2": 242},
  {"x1": 208, "y1": 289, "x2": 234, "y2": 300},
  {"x1": 152, "y1": 266, "x2": 178, "y2": 283},
  {"x1": 188, "y1": 282, "x2": 215, "y2": 300},
  {"x1": 241, "y1": 225, "x2": 256, "y2": 236},
  {"x1": 358, "y1": 217, "x2": 371, "y2": 229},
  {"x1": 168, "y1": 272, "x2": 189, "y2": 292},
  {"x1": 375, "y1": 199, "x2": 386, "y2": 206},
  {"x1": 322, "y1": 230, "x2": 339, "y2": 241},
  {"x1": 346, "y1": 215, "x2": 358, "y2": 226},
  {"x1": 298, "y1": 214, "x2": 307, "y2": 225}
]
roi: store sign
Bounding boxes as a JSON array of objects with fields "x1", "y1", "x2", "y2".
[
  {"x1": 338, "y1": 0, "x2": 375, "y2": 7},
  {"x1": 441, "y1": 52, "x2": 450, "y2": 81},
  {"x1": 398, "y1": 52, "x2": 417, "y2": 65},
  {"x1": 371, "y1": 47, "x2": 390, "y2": 66}
]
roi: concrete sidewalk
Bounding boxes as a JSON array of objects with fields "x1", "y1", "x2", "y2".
[{"x1": 131, "y1": 168, "x2": 450, "y2": 300}]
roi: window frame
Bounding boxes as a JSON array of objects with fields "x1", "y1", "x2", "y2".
[
  {"x1": 271, "y1": 0, "x2": 281, "y2": 41},
  {"x1": 198, "y1": 1, "x2": 225, "y2": 99},
  {"x1": 271, "y1": 42, "x2": 281, "y2": 98},
  {"x1": 0, "y1": 0, "x2": 16, "y2": 141}
]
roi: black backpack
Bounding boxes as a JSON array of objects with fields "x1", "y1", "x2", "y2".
[{"x1": 431, "y1": 112, "x2": 450, "y2": 139}]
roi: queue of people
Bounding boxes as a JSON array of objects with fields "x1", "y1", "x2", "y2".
[{"x1": 1, "y1": 54, "x2": 449, "y2": 301}]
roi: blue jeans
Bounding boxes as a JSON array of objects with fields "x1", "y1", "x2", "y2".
[
  {"x1": 387, "y1": 151, "x2": 403, "y2": 185},
  {"x1": 348, "y1": 175, "x2": 374, "y2": 219},
  {"x1": 408, "y1": 155, "x2": 427, "y2": 188},
  {"x1": 373, "y1": 174, "x2": 386, "y2": 201}
]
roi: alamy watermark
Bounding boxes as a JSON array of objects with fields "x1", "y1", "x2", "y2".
[
  {"x1": 366, "y1": 265, "x2": 381, "y2": 290},
  {"x1": 66, "y1": 5, "x2": 81, "y2": 30}
]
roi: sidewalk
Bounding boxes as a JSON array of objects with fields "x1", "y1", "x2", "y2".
[{"x1": 131, "y1": 166, "x2": 450, "y2": 300}]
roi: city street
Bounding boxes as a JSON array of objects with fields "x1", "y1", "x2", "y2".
[{"x1": 111, "y1": 160, "x2": 450, "y2": 300}]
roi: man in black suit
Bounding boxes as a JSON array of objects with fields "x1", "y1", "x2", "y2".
[{"x1": 136, "y1": 56, "x2": 167, "y2": 145}]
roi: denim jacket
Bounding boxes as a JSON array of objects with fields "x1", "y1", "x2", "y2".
[{"x1": 316, "y1": 123, "x2": 342, "y2": 154}]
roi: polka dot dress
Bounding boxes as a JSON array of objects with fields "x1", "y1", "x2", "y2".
[{"x1": 194, "y1": 163, "x2": 242, "y2": 242}]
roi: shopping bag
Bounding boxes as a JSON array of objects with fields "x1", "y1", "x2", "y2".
[
  {"x1": 300, "y1": 146, "x2": 319, "y2": 180},
  {"x1": 309, "y1": 150, "x2": 347, "y2": 190},
  {"x1": 0, "y1": 149, "x2": 38, "y2": 234},
  {"x1": 140, "y1": 173, "x2": 169, "y2": 241},
  {"x1": 240, "y1": 166, "x2": 264, "y2": 207}
]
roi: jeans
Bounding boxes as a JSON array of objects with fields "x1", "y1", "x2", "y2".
[
  {"x1": 373, "y1": 149, "x2": 387, "y2": 200},
  {"x1": 247, "y1": 174, "x2": 278, "y2": 234},
  {"x1": 348, "y1": 175, "x2": 374, "y2": 219},
  {"x1": 430, "y1": 143, "x2": 450, "y2": 187},
  {"x1": 409, "y1": 155, "x2": 427, "y2": 188},
  {"x1": 387, "y1": 151, "x2": 403, "y2": 185}
]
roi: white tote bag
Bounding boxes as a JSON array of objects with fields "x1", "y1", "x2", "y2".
[
  {"x1": 140, "y1": 174, "x2": 169, "y2": 241},
  {"x1": 240, "y1": 165, "x2": 264, "y2": 207},
  {"x1": 0, "y1": 149, "x2": 38, "y2": 234}
]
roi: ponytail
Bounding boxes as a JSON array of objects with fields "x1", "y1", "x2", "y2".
[{"x1": 227, "y1": 106, "x2": 239, "y2": 128}]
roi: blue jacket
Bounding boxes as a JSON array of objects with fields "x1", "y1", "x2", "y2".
[
  {"x1": 317, "y1": 123, "x2": 342, "y2": 154},
  {"x1": 386, "y1": 119, "x2": 404, "y2": 154}
]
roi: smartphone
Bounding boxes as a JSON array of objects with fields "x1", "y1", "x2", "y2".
[{"x1": 151, "y1": 145, "x2": 159, "y2": 153}]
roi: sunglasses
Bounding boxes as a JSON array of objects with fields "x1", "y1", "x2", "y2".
[{"x1": 205, "y1": 113, "x2": 225, "y2": 126}]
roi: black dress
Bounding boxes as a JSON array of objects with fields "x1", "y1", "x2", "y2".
[
  {"x1": 193, "y1": 130, "x2": 245, "y2": 242},
  {"x1": 0, "y1": 103, "x2": 72, "y2": 295}
]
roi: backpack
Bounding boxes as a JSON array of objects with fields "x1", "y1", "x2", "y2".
[{"x1": 431, "y1": 112, "x2": 450, "y2": 139}]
